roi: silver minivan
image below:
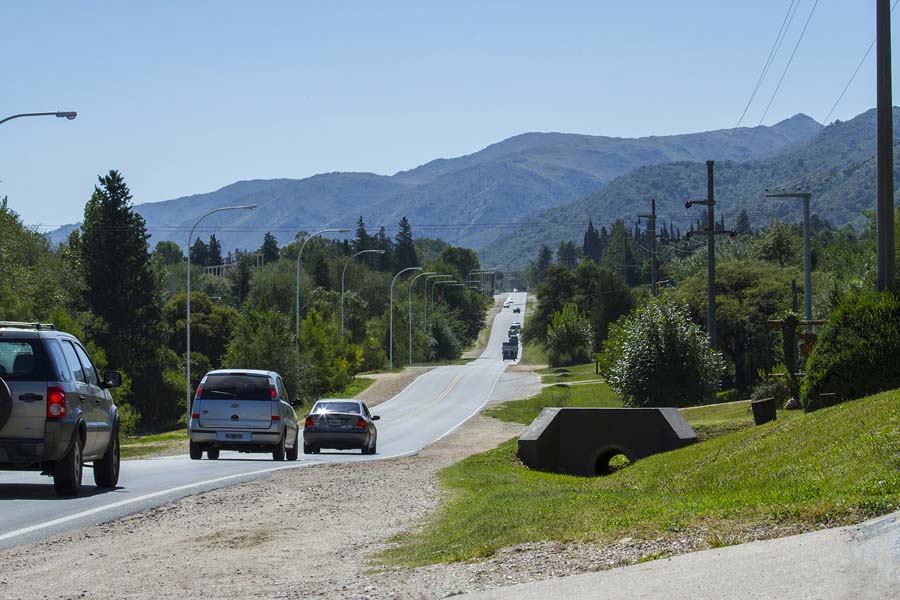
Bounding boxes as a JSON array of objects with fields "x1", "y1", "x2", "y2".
[{"x1": 188, "y1": 369, "x2": 299, "y2": 461}]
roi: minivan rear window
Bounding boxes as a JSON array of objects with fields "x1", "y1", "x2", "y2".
[
  {"x1": 0, "y1": 340, "x2": 46, "y2": 381},
  {"x1": 199, "y1": 374, "x2": 271, "y2": 401}
]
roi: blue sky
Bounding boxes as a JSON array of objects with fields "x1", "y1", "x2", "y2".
[{"x1": 1, "y1": 1, "x2": 895, "y2": 228}]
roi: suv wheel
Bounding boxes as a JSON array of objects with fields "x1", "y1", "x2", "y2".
[
  {"x1": 189, "y1": 441, "x2": 203, "y2": 460},
  {"x1": 272, "y1": 434, "x2": 286, "y2": 461},
  {"x1": 94, "y1": 428, "x2": 120, "y2": 488},
  {"x1": 53, "y1": 436, "x2": 83, "y2": 496},
  {"x1": 286, "y1": 431, "x2": 299, "y2": 461}
]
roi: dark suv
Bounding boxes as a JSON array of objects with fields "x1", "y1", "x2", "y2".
[{"x1": 0, "y1": 322, "x2": 122, "y2": 496}]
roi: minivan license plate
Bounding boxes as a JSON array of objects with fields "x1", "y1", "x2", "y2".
[{"x1": 217, "y1": 431, "x2": 250, "y2": 442}]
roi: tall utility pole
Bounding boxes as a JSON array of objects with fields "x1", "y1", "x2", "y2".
[
  {"x1": 877, "y1": 0, "x2": 896, "y2": 291},
  {"x1": 638, "y1": 198, "x2": 658, "y2": 296},
  {"x1": 765, "y1": 191, "x2": 813, "y2": 321},
  {"x1": 685, "y1": 161, "x2": 734, "y2": 349}
]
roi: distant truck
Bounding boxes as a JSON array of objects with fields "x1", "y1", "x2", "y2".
[{"x1": 502, "y1": 340, "x2": 518, "y2": 360}]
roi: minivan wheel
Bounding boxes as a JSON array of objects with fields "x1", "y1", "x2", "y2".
[
  {"x1": 272, "y1": 434, "x2": 286, "y2": 461},
  {"x1": 189, "y1": 441, "x2": 203, "y2": 460},
  {"x1": 54, "y1": 436, "x2": 83, "y2": 496},
  {"x1": 206, "y1": 448, "x2": 220, "y2": 460},
  {"x1": 94, "y1": 430, "x2": 120, "y2": 488}
]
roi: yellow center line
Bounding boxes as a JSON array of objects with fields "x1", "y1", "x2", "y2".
[{"x1": 389, "y1": 372, "x2": 465, "y2": 424}]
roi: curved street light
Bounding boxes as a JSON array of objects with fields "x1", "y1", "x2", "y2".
[
  {"x1": 408, "y1": 271, "x2": 435, "y2": 366},
  {"x1": 423, "y1": 274, "x2": 453, "y2": 331},
  {"x1": 389, "y1": 266, "x2": 422, "y2": 369},
  {"x1": 0, "y1": 111, "x2": 77, "y2": 126},
  {"x1": 341, "y1": 249, "x2": 385, "y2": 336},
  {"x1": 186, "y1": 204, "x2": 257, "y2": 420},
  {"x1": 295, "y1": 228, "x2": 350, "y2": 350}
]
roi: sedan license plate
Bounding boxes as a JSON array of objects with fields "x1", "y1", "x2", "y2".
[{"x1": 217, "y1": 431, "x2": 250, "y2": 442}]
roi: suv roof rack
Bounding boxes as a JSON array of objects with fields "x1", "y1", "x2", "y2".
[{"x1": 0, "y1": 321, "x2": 56, "y2": 330}]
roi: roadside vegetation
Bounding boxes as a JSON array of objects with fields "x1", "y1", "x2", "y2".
[
  {"x1": 385, "y1": 388, "x2": 900, "y2": 566},
  {"x1": 0, "y1": 174, "x2": 490, "y2": 434}
]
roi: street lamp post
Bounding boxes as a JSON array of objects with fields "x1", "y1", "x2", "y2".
[
  {"x1": 0, "y1": 111, "x2": 77, "y2": 126},
  {"x1": 424, "y1": 274, "x2": 453, "y2": 331},
  {"x1": 408, "y1": 271, "x2": 435, "y2": 365},
  {"x1": 295, "y1": 228, "x2": 350, "y2": 350},
  {"x1": 186, "y1": 204, "x2": 257, "y2": 421},
  {"x1": 431, "y1": 279, "x2": 458, "y2": 312},
  {"x1": 341, "y1": 249, "x2": 385, "y2": 337},
  {"x1": 390, "y1": 266, "x2": 422, "y2": 369}
]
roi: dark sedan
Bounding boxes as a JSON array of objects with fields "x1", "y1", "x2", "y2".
[{"x1": 303, "y1": 399, "x2": 380, "y2": 455}]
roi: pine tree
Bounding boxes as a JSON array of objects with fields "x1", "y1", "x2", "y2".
[
  {"x1": 535, "y1": 244, "x2": 553, "y2": 284},
  {"x1": 353, "y1": 216, "x2": 370, "y2": 253},
  {"x1": 189, "y1": 238, "x2": 209, "y2": 267},
  {"x1": 582, "y1": 219, "x2": 602, "y2": 262},
  {"x1": 207, "y1": 234, "x2": 223, "y2": 266},
  {"x1": 375, "y1": 226, "x2": 394, "y2": 271},
  {"x1": 260, "y1": 232, "x2": 280, "y2": 263},
  {"x1": 394, "y1": 217, "x2": 418, "y2": 270},
  {"x1": 74, "y1": 170, "x2": 163, "y2": 419}
]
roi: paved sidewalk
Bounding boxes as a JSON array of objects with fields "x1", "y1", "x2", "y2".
[{"x1": 458, "y1": 510, "x2": 900, "y2": 600}]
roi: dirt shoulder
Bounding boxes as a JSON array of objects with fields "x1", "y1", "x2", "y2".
[{"x1": 0, "y1": 414, "x2": 524, "y2": 600}]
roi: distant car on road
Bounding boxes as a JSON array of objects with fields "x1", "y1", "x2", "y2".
[
  {"x1": 189, "y1": 369, "x2": 300, "y2": 461},
  {"x1": 0, "y1": 321, "x2": 122, "y2": 496},
  {"x1": 303, "y1": 399, "x2": 379, "y2": 455},
  {"x1": 513, "y1": 307, "x2": 521, "y2": 313}
]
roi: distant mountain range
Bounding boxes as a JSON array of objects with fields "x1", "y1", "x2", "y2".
[
  {"x1": 48, "y1": 114, "x2": 822, "y2": 253},
  {"x1": 480, "y1": 107, "x2": 900, "y2": 269}
]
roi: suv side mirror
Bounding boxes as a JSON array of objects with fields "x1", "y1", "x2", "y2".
[{"x1": 102, "y1": 370, "x2": 122, "y2": 389}]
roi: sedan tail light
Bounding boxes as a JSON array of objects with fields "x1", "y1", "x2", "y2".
[
  {"x1": 354, "y1": 418, "x2": 366, "y2": 429},
  {"x1": 47, "y1": 387, "x2": 66, "y2": 419},
  {"x1": 304, "y1": 417, "x2": 314, "y2": 428}
]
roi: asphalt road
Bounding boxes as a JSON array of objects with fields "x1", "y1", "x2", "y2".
[{"x1": 0, "y1": 292, "x2": 527, "y2": 550}]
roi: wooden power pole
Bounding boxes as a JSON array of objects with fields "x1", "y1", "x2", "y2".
[{"x1": 877, "y1": 0, "x2": 896, "y2": 291}]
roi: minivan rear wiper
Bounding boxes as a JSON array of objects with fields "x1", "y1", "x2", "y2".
[{"x1": 207, "y1": 390, "x2": 237, "y2": 397}]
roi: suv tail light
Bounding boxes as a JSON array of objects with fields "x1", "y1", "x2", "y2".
[
  {"x1": 354, "y1": 418, "x2": 367, "y2": 429},
  {"x1": 47, "y1": 387, "x2": 66, "y2": 419},
  {"x1": 304, "y1": 417, "x2": 314, "y2": 428}
]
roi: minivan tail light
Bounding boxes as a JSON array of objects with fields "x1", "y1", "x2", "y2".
[
  {"x1": 47, "y1": 387, "x2": 66, "y2": 419},
  {"x1": 271, "y1": 415, "x2": 281, "y2": 421},
  {"x1": 270, "y1": 388, "x2": 276, "y2": 398}
]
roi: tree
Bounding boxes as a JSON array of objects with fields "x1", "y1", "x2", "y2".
[
  {"x1": 557, "y1": 240, "x2": 579, "y2": 268},
  {"x1": 228, "y1": 252, "x2": 253, "y2": 305},
  {"x1": 374, "y1": 227, "x2": 394, "y2": 271},
  {"x1": 189, "y1": 238, "x2": 209, "y2": 267},
  {"x1": 394, "y1": 217, "x2": 418, "y2": 270},
  {"x1": 163, "y1": 292, "x2": 237, "y2": 367},
  {"x1": 545, "y1": 305, "x2": 593, "y2": 366},
  {"x1": 754, "y1": 219, "x2": 802, "y2": 266},
  {"x1": 600, "y1": 297, "x2": 725, "y2": 407},
  {"x1": 207, "y1": 235, "x2": 223, "y2": 266},
  {"x1": 601, "y1": 219, "x2": 641, "y2": 286},
  {"x1": 153, "y1": 241, "x2": 184, "y2": 266},
  {"x1": 260, "y1": 232, "x2": 280, "y2": 264},
  {"x1": 530, "y1": 244, "x2": 553, "y2": 286},
  {"x1": 353, "y1": 216, "x2": 371, "y2": 254},
  {"x1": 583, "y1": 219, "x2": 602, "y2": 262},
  {"x1": 223, "y1": 309, "x2": 302, "y2": 401},
  {"x1": 437, "y1": 246, "x2": 480, "y2": 281},
  {"x1": 735, "y1": 209, "x2": 753, "y2": 236},
  {"x1": 71, "y1": 170, "x2": 164, "y2": 422}
]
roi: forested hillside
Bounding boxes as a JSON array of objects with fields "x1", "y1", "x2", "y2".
[{"x1": 482, "y1": 108, "x2": 900, "y2": 269}]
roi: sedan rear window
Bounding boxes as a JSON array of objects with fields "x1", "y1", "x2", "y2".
[
  {"x1": 200, "y1": 374, "x2": 271, "y2": 400},
  {"x1": 313, "y1": 401, "x2": 360, "y2": 414},
  {"x1": 0, "y1": 340, "x2": 46, "y2": 381}
]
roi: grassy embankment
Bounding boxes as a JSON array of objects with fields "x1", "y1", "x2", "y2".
[{"x1": 383, "y1": 371, "x2": 900, "y2": 566}]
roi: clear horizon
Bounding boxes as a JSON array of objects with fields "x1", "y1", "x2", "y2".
[{"x1": 2, "y1": 1, "x2": 896, "y2": 228}]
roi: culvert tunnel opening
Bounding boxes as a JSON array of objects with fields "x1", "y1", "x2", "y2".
[{"x1": 595, "y1": 449, "x2": 632, "y2": 476}]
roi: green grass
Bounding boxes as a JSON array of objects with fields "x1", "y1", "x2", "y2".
[
  {"x1": 383, "y1": 389, "x2": 900, "y2": 566},
  {"x1": 537, "y1": 362, "x2": 601, "y2": 384},
  {"x1": 335, "y1": 376, "x2": 376, "y2": 398},
  {"x1": 520, "y1": 341, "x2": 548, "y2": 366},
  {"x1": 486, "y1": 382, "x2": 622, "y2": 424},
  {"x1": 121, "y1": 428, "x2": 186, "y2": 459}
]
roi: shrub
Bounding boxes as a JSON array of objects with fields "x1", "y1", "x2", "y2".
[
  {"x1": 750, "y1": 379, "x2": 792, "y2": 405},
  {"x1": 544, "y1": 305, "x2": 593, "y2": 367},
  {"x1": 600, "y1": 296, "x2": 725, "y2": 407},
  {"x1": 801, "y1": 290, "x2": 900, "y2": 411}
]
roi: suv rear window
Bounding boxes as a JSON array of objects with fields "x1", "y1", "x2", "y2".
[
  {"x1": 0, "y1": 340, "x2": 46, "y2": 381},
  {"x1": 200, "y1": 374, "x2": 271, "y2": 400}
]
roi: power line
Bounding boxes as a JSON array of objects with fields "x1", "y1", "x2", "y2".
[
  {"x1": 720, "y1": 0, "x2": 800, "y2": 157},
  {"x1": 739, "y1": 0, "x2": 820, "y2": 161}
]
